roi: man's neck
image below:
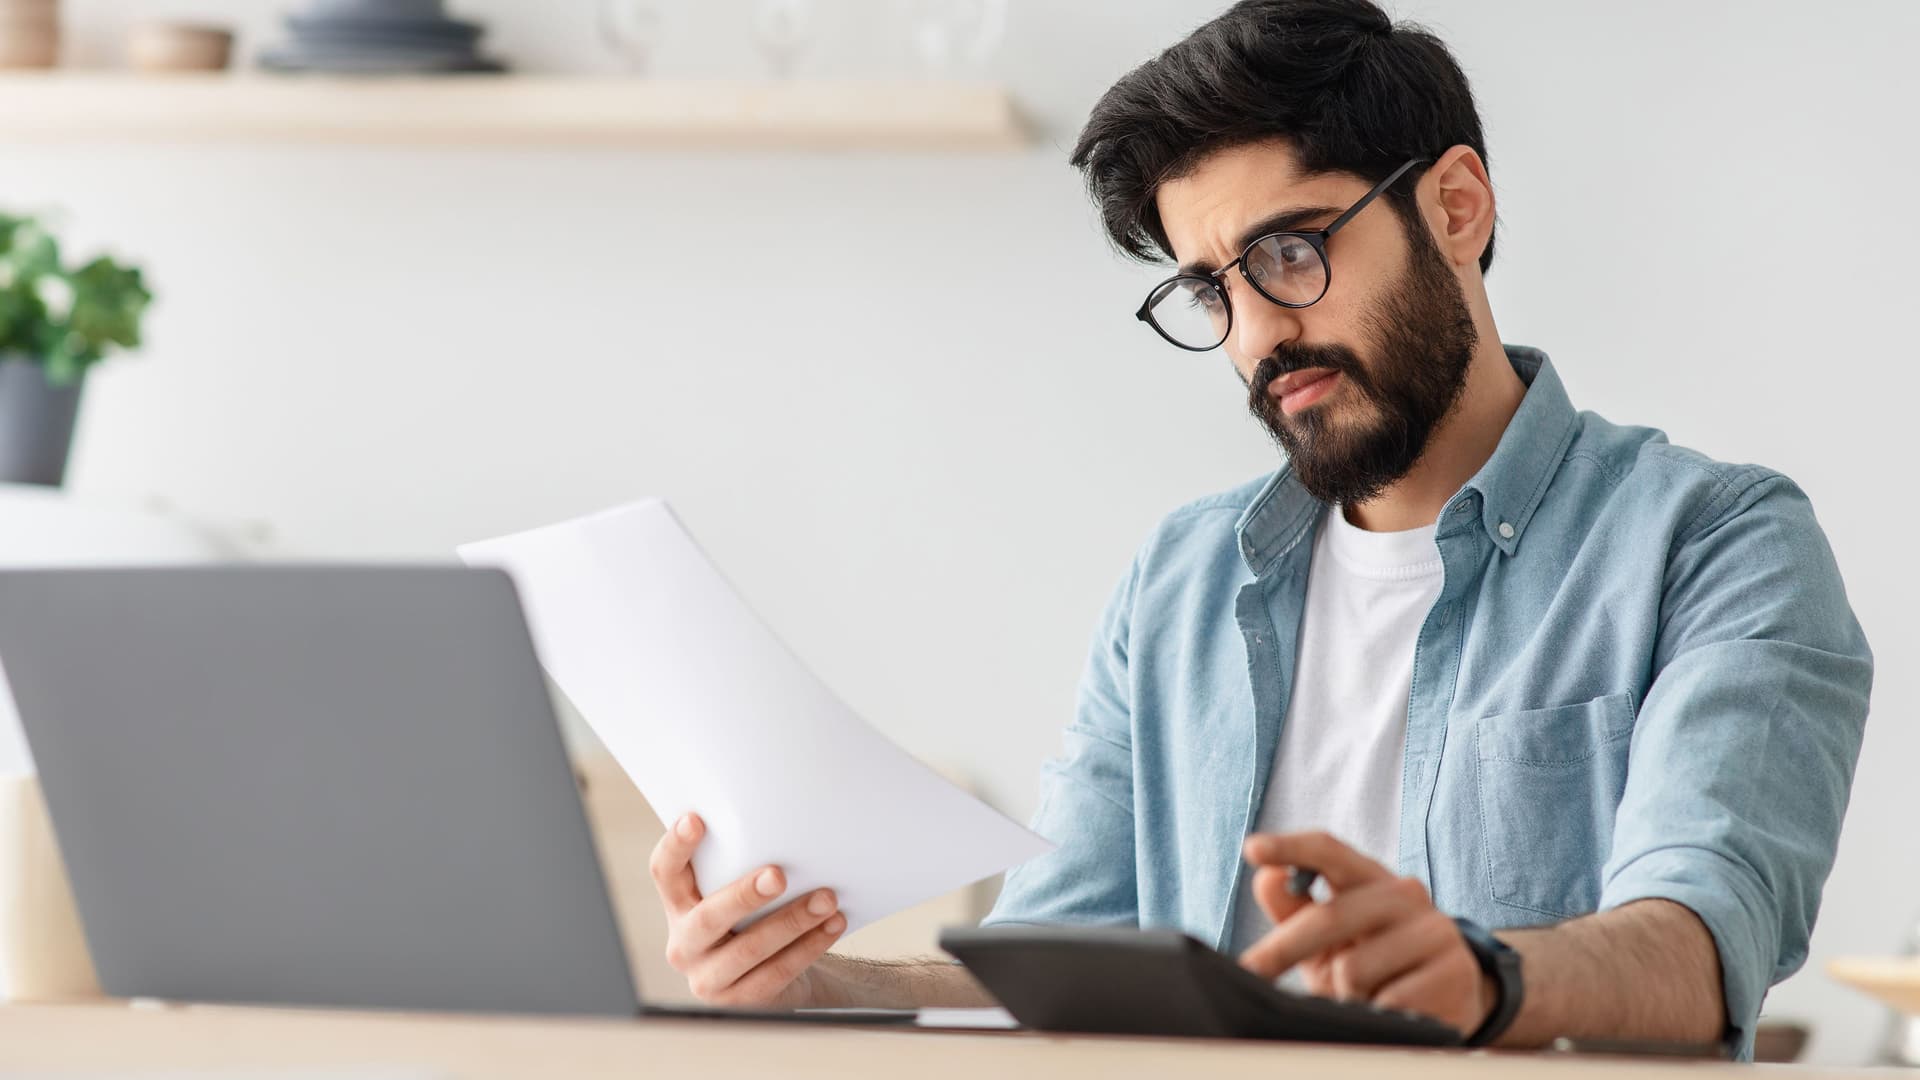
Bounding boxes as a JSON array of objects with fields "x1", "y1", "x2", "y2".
[{"x1": 1343, "y1": 341, "x2": 1528, "y2": 533}]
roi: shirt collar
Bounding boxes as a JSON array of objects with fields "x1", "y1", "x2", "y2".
[{"x1": 1234, "y1": 344, "x2": 1578, "y2": 575}]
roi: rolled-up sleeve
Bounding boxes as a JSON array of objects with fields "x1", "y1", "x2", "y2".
[
  {"x1": 982, "y1": 551, "x2": 1141, "y2": 928},
  {"x1": 1599, "y1": 473, "x2": 1872, "y2": 1054}
]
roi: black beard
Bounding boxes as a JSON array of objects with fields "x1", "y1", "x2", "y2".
[{"x1": 1244, "y1": 221, "x2": 1479, "y2": 506}]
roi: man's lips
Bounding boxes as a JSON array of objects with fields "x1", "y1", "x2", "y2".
[
  {"x1": 1265, "y1": 368, "x2": 1341, "y2": 412},
  {"x1": 1265, "y1": 367, "x2": 1337, "y2": 397}
]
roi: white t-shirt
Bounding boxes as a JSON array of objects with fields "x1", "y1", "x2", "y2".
[{"x1": 1230, "y1": 503, "x2": 1445, "y2": 953}]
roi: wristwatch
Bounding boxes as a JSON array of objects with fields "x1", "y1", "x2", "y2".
[{"x1": 1453, "y1": 917, "x2": 1524, "y2": 1047}]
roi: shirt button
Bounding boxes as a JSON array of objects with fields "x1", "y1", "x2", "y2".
[{"x1": 1498, "y1": 522, "x2": 1516, "y2": 539}]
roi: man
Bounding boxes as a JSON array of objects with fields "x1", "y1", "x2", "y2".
[{"x1": 646, "y1": 0, "x2": 1872, "y2": 1057}]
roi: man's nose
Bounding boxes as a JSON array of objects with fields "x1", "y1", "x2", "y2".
[{"x1": 1229, "y1": 275, "x2": 1304, "y2": 368}]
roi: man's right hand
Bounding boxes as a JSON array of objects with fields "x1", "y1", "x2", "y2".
[{"x1": 649, "y1": 812, "x2": 847, "y2": 1009}]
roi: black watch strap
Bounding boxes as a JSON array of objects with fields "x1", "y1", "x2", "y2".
[{"x1": 1453, "y1": 917, "x2": 1524, "y2": 1047}]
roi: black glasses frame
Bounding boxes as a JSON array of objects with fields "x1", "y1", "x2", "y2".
[{"x1": 1134, "y1": 157, "x2": 1431, "y2": 352}]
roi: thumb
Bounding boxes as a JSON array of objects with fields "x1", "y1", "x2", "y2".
[{"x1": 1252, "y1": 862, "x2": 1314, "y2": 924}]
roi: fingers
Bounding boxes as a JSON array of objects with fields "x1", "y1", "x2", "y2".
[
  {"x1": 1252, "y1": 863, "x2": 1311, "y2": 925},
  {"x1": 664, "y1": 862, "x2": 794, "y2": 1001},
  {"x1": 718, "y1": 909, "x2": 849, "y2": 1007},
  {"x1": 701, "y1": 888, "x2": 843, "y2": 993},
  {"x1": 1296, "y1": 948, "x2": 1338, "y2": 998},
  {"x1": 650, "y1": 816, "x2": 846, "y2": 1009},
  {"x1": 1242, "y1": 830, "x2": 1393, "y2": 892},
  {"x1": 1236, "y1": 835, "x2": 1482, "y2": 1036},
  {"x1": 681, "y1": 863, "x2": 790, "y2": 946},
  {"x1": 1239, "y1": 874, "x2": 1430, "y2": 979},
  {"x1": 648, "y1": 813, "x2": 706, "y2": 917},
  {"x1": 1372, "y1": 941, "x2": 1487, "y2": 1036},
  {"x1": 1325, "y1": 908, "x2": 1460, "y2": 1000}
]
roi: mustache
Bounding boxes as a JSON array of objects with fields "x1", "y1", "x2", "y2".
[{"x1": 1247, "y1": 344, "x2": 1365, "y2": 398}]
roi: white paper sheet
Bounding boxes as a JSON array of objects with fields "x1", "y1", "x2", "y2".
[
  {"x1": 915, "y1": 1006, "x2": 1021, "y2": 1030},
  {"x1": 459, "y1": 499, "x2": 1052, "y2": 933}
]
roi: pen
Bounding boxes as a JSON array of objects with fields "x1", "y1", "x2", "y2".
[{"x1": 1286, "y1": 867, "x2": 1320, "y2": 898}]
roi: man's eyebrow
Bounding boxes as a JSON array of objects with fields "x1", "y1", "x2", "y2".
[{"x1": 1176, "y1": 205, "x2": 1343, "y2": 276}]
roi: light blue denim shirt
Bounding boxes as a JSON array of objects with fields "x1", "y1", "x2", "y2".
[{"x1": 983, "y1": 345, "x2": 1872, "y2": 1056}]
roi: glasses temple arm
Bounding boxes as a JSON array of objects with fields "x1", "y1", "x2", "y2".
[{"x1": 1322, "y1": 157, "x2": 1430, "y2": 238}]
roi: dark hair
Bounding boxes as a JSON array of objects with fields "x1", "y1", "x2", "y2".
[{"x1": 1071, "y1": 0, "x2": 1496, "y2": 275}]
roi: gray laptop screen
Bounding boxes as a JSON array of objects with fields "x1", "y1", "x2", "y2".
[{"x1": 0, "y1": 565, "x2": 639, "y2": 1017}]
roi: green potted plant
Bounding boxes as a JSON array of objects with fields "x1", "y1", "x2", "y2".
[{"x1": 0, "y1": 213, "x2": 152, "y2": 487}]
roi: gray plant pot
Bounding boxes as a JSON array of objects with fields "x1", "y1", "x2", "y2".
[{"x1": 0, "y1": 356, "x2": 84, "y2": 487}]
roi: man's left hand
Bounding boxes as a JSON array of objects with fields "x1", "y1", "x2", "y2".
[{"x1": 1239, "y1": 831, "x2": 1494, "y2": 1038}]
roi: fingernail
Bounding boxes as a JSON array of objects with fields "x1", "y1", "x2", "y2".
[
  {"x1": 808, "y1": 890, "x2": 836, "y2": 916},
  {"x1": 824, "y1": 914, "x2": 846, "y2": 935},
  {"x1": 755, "y1": 868, "x2": 782, "y2": 896},
  {"x1": 676, "y1": 815, "x2": 696, "y2": 839}
]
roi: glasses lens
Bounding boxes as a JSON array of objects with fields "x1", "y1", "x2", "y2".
[
  {"x1": 1243, "y1": 234, "x2": 1328, "y2": 306},
  {"x1": 1146, "y1": 276, "x2": 1229, "y2": 350}
]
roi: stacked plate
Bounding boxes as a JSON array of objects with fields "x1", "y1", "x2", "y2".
[
  {"x1": 260, "y1": 0, "x2": 506, "y2": 74},
  {"x1": 0, "y1": 0, "x2": 58, "y2": 69}
]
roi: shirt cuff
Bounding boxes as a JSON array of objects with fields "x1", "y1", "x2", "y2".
[{"x1": 1599, "y1": 845, "x2": 1779, "y2": 1063}]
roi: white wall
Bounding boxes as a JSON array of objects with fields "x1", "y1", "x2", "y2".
[{"x1": 6, "y1": 0, "x2": 1914, "y2": 1064}]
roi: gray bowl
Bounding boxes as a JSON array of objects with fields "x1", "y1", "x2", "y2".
[
  {"x1": 258, "y1": 45, "x2": 505, "y2": 73},
  {"x1": 297, "y1": 0, "x2": 449, "y2": 23},
  {"x1": 288, "y1": 14, "x2": 482, "y2": 41}
]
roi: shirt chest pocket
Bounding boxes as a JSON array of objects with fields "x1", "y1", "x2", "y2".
[{"x1": 1473, "y1": 691, "x2": 1637, "y2": 921}]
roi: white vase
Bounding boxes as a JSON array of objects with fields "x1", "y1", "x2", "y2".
[{"x1": 0, "y1": 774, "x2": 100, "y2": 1001}]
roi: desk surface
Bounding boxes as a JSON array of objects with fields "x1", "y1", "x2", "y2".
[{"x1": 0, "y1": 1003, "x2": 1884, "y2": 1079}]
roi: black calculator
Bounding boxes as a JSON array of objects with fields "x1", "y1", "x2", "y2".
[{"x1": 940, "y1": 925, "x2": 1463, "y2": 1047}]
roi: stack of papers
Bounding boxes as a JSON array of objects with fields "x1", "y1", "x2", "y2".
[{"x1": 459, "y1": 500, "x2": 1051, "y2": 933}]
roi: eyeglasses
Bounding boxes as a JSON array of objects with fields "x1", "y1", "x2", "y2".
[{"x1": 1134, "y1": 157, "x2": 1430, "y2": 352}]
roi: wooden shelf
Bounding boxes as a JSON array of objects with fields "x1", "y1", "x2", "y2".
[{"x1": 0, "y1": 74, "x2": 1029, "y2": 151}]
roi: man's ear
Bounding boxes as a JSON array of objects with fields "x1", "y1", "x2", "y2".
[{"x1": 1422, "y1": 145, "x2": 1495, "y2": 271}]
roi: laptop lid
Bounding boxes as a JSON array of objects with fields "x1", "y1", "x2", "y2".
[{"x1": 0, "y1": 565, "x2": 640, "y2": 1017}]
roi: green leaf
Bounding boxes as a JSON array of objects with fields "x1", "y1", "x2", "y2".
[
  {"x1": 0, "y1": 211, "x2": 150, "y2": 378},
  {"x1": 66, "y1": 257, "x2": 151, "y2": 352},
  {"x1": 42, "y1": 347, "x2": 84, "y2": 387},
  {"x1": 0, "y1": 282, "x2": 49, "y2": 357},
  {"x1": 3, "y1": 221, "x2": 61, "y2": 281}
]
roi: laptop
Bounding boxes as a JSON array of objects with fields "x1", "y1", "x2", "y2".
[{"x1": 0, "y1": 564, "x2": 909, "y2": 1024}]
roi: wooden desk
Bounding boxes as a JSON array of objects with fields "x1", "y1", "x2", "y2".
[{"x1": 0, "y1": 1003, "x2": 1879, "y2": 1079}]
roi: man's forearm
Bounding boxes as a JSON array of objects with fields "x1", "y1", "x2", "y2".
[
  {"x1": 1496, "y1": 898, "x2": 1725, "y2": 1047},
  {"x1": 808, "y1": 954, "x2": 998, "y2": 1010}
]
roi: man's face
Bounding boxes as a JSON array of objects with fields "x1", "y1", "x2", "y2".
[{"x1": 1154, "y1": 141, "x2": 1478, "y2": 507}]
